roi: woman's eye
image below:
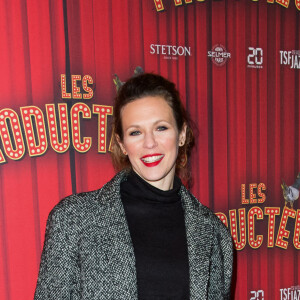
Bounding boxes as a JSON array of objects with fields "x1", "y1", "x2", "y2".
[
  {"x1": 129, "y1": 130, "x2": 140, "y2": 136},
  {"x1": 157, "y1": 126, "x2": 168, "y2": 131}
]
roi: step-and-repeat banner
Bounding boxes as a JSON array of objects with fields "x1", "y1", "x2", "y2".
[{"x1": 0, "y1": 0, "x2": 299, "y2": 299}]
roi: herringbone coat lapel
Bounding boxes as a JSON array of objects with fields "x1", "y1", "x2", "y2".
[
  {"x1": 180, "y1": 186, "x2": 213, "y2": 299},
  {"x1": 94, "y1": 171, "x2": 138, "y2": 299}
]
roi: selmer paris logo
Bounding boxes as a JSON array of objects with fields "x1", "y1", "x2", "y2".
[{"x1": 208, "y1": 44, "x2": 231, "y2": 66}]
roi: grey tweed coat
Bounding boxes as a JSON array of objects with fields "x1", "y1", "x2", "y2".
[{"x1": 34, "y1": 171, "x2": 233, "y2": 299}]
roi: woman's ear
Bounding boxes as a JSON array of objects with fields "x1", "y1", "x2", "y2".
[
  {"x1": 178, "y1": 123, "x2": 187, "y2": 146},
  {"x1": 116, "y1": 134, "x2": 127, "y2": 155}
]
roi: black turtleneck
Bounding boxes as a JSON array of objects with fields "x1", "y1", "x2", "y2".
[{"x1": 120, "y1": 171, "x2": 190, "y2": 300}]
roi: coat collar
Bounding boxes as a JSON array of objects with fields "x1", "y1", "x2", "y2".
[
  {"x1": 96, "y1": 171, "x2": 212, "y2": 299},
  {"x1": 179, "y1": 185, "x2": 213, "y2": 299}
]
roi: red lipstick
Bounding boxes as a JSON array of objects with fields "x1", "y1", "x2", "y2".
[{"x1": 140, "y1": 153, "x2": 164, "y2": 167}]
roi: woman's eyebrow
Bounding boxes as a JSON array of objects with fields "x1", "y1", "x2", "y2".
[{"x1": 124, "y1": 119, "x2": 172, "y2": 131}]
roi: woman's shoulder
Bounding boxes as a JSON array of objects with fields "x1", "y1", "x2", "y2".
[
  {"x1": 48, "y1": 171, "x2": 127, "y2": 221},
  {"x1": 180, "y1": 185, "x2": 230, "y2": 231}
]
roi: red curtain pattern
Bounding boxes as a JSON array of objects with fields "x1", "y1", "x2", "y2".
[{"x1": 0, "y1": 0, "x2": 299, "y2": 299}]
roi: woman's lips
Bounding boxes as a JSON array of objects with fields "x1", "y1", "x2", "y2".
[{"x1": 140, "y1": 154, "x2": 164, "y2": 167}]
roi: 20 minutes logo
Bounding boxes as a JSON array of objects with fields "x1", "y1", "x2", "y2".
[
  {"x1": 247, "y1": 47, "x2": 263, "y2": 69},
  {"x1": 250, "y1": 290, "x2": 264, "y2": 300}
]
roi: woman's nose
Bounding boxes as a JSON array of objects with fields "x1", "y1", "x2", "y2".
[{"x1": 143, "y1": 132, "x2": 157, "y2": 149}]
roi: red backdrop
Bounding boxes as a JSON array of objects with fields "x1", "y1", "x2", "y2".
[{"x1": 0, "y1": 0, "x2": 299, "y2": 299}]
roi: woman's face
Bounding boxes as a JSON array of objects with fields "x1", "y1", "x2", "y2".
[{"x1": 117, "y1": 96, "x2": 186, "y2": 190}]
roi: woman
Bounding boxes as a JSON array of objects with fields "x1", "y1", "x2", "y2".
[{"x1": 35, "y1": 73, "x2": 233, "y2": 299}]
